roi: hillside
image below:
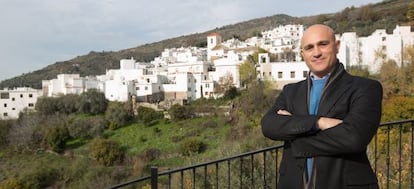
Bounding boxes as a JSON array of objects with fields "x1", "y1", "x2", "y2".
[{"x1": 0, "y1": 0, "x2": 411, "y2": 89}]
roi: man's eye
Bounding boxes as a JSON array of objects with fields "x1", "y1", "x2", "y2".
[
  {"x1": 303, "y1": 46, "x2": 313, "y2": 51},
  {"x1": 319, "y1": 42, "x2": 330, "y2": 46}
]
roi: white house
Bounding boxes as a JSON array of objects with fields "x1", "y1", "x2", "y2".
[
  {"x1": 257, "y1": 53, "x2": 308, "y2": 89},
  {"x1": 337, "y1": 32, "x2": 360, "y2": 69},
  {"x1": 0, "y1": 87, "x2": 42, "y2": 119},
  {"x1": 42, "y1": 74, "x2": 84, "y2": 96}
]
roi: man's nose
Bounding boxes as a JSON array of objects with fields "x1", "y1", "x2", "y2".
[{"x1": 312, "y1": 47, "x2": 322, "y2": 57}]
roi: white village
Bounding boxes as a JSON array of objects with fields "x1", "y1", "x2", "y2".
[{"x1": 1, "y1": 24, "x2": 414, "y2": 119}]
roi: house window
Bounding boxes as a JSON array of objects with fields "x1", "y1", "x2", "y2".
[
  {"x1": 144, "y1": 86, "x2": 148, "y2": 90},
  {"x1": 278, "y1": 72, "x2": 283, "y2": 79},
  {"x1": 290, "y1": 71, "x2": 296, "y2": 78},
  {"x1": 12, "y1": 108, "x2": 15, "y2": 110},
  {"x1": 12, "y1": 98, "x2": 15, "y2": 101},
  {"x1": 269, "y1": 72, "x2": 272, "y2": 76},
  {"x1": 147, "y1": 78, "x2": 150, "y2": 83},
  {"x1": 28, "y1": 103, "x2": 34, "y2": 107},
  {"x1": 136, "y1": 87, "x2": 140, "y2": 90},
  {"x1": 29, "y1": 94, "x2": 33, "y2": 98},
  {"x1": 3, "y1": 104, "x2": 7, "y2": 107},
  {"x1": 303, "y1": 71, "x2": 308, "y2": 78},
  {"x1": 3, "y1": 113, "x2": 7, "y2": 117},
  {"x1": 20, "y1": 94, "x2": 23, "y2": 98}
]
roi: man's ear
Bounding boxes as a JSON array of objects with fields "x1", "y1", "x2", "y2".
[{"x1": 335, "y1": 40, "x2": 341, "y2": 53}]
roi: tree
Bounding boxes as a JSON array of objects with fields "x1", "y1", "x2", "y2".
[
  {"x1": 79, "y1": 89, "x2": 108, "y2": 115},
  {"x1": 35, "y1": 97, "x2": 59, "y2": 115},
  {"x1": 136, "y1": 106, "x2": 163, "y2": 126},
  {"x1": 0, "y1": 120, "x2": 14, "y2": 148},
  {"x1": 45, "y1": 125, "x2": 70, "y2": 153},
  {"x1": 382, "y1": 96, "x2": 414, "y2": 122},
  {"x1": 168, "y1": 104, "x2": 193, "y2": 121},
  {"x1": 239, "y1": 57, "x2": 257, "y2": 88},
  {"x1": 105, "y1": 101, "x2": 133, "y2": 130},
  {"x1": 214, "y1": 72, "x2": 234, "y2": 94},
  {"x1": 89, "y1": 138, "x2": 124, "y2": 166},
  {"x1": 223, "y1": 86, "x2": 239, "y2": 100},
  {"x1": 400, "y1": 45, "x2": 414, "y2": 96},
  {"x1": 407, "y1": 1, "x2": 414, "y2": 22},
  {"x1": 379, "y1": 60, "x2": 400, "y2": 98},
  {"x1": 348, "y1": 65, "x2": 371, "y2": 78}
]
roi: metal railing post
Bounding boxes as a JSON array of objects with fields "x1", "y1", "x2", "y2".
[{"x1": 151, "y1": 166, "x2": 158, "y2": 189}]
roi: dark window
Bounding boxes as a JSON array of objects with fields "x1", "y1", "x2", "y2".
[
  {"x1": 0, "y1": 92, "x2": 9, "y2": 99},
  {"x1": 278, "y1": 72, "x2": 283, "y2": 79}
]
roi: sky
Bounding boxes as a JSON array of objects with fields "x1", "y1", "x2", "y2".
[{"x1": 0, "y1": 0, "x2": 383, "y2": 81}]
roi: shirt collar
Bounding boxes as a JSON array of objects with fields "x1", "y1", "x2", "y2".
[{"x1": 310, "y1": 72, "x2": 330, "y2": 80}]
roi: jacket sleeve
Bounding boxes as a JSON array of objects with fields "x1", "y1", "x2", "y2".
[
  {"x1": 290, "y1": 80, "x2": 383, "y2": 157},
  {"x1": 261, "y1": 85, "x2": 319, "y2": 141}
]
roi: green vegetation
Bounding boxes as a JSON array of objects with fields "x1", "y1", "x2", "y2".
[
  {"x1": 0, "y1": 80, "x2": 279, "y2": 188},
  {"x1": 0, "y1": 1, "x2": 413, "y2": 188}
]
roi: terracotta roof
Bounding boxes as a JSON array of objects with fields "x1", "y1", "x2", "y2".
[
  {"x1": 207, "y1": 32, "x2": 221, "y2": 37},
  {"x1": 211, "y1": 44, "x2": 230, "y2": 51}
]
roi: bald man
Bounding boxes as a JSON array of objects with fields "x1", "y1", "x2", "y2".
[{"x1": 261, "y1": 24, "x2": 382, "y2": 189}]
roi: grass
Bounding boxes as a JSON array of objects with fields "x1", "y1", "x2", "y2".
[
  {"x1": 110, "y1": 117, "x2": 230, "y2": 164},
  {"x1": 0, "y1": 115, "x2": 233, "y2": 188}
]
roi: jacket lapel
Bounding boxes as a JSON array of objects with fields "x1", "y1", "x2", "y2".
[{"x1": 317, "y1": 71, "x2": 353, "y2": 116}]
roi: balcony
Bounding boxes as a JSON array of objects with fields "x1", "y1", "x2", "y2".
[{"x1": 108, "y1": 119, "x2": 414, "y2": 189}]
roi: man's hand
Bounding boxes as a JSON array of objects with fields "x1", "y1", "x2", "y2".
[
  {"x1": 317, "y1": 117, "x2": 343, "y2": 130},
  {"x1": 277, "y1": 109, "x2": 292, "y2": 116}
]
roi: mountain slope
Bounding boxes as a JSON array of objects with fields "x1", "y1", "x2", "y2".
[{"x1": 0, "y1": 0, "x2": 411, "y2": 89}]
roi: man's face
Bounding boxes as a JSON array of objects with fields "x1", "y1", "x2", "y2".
[{"x1": 300, "y1": 25, "x2": 340, "y2": 78}]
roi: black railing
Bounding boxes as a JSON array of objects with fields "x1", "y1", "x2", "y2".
[{"x1": 108, "y1": 119, "x2": 414, "y2": 189}]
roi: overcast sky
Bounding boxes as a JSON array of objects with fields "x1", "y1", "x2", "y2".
[{"x1": 0, "y1": 0, "x2": 382, "y2": 81}]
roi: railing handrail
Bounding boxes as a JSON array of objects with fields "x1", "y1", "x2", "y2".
[
  {"x1": 158, "y1": 144, "x2": 283, "y2": 176},
  {"x1": 108, "y1": 119, "x2": 414, "y2": 189}
]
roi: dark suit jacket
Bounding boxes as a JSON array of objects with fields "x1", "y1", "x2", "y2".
[{"x1": 261, "y1": 62, "x2": 383, "y2": 189}]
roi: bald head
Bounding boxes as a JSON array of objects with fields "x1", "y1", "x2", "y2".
[{"x1": 301, "y1": 24, "x2": 336, "y2": 47}]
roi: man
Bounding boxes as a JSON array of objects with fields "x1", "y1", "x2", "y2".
[{"x1": 261, "y1": 24, "x2": 383, "y2": 189}]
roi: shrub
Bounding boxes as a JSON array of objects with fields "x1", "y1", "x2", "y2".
[
  {"x1": 79, "y1": 90, "x2": 108, "y2": 115},
  {"x1": 20, "y1": 166, "x2": 60, "y2": 189},
  {"x1": 89, "y1": 138, "x2": 124, "y2": 166},
  {"x1": 180, "y1": 137, "x2": 207, "y2": 156},
  {"x1": 0, "y1": 178, "x2": 24, "y2": 189},
  {"x1": 136, "y1": 106, "x2": 163, "y2": 126},
  {"x1": 142, "y1": 148, "x2": 161, "y2": 161},
  {"x1": 67, "y1": 116, "x2": 108, "y2": 139},
  {"x1": 45, "y1": 126, "x2": 70, "y2": 153},
  {"x1": 168, "y1": 104, "x2": 193, "y2": 121},
  {"x1": 0, "y1": 120, "x2": 14, "y2": 148},
  {"x1": 105, "y1": 101, "x2": 133, "y2": 130}
]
